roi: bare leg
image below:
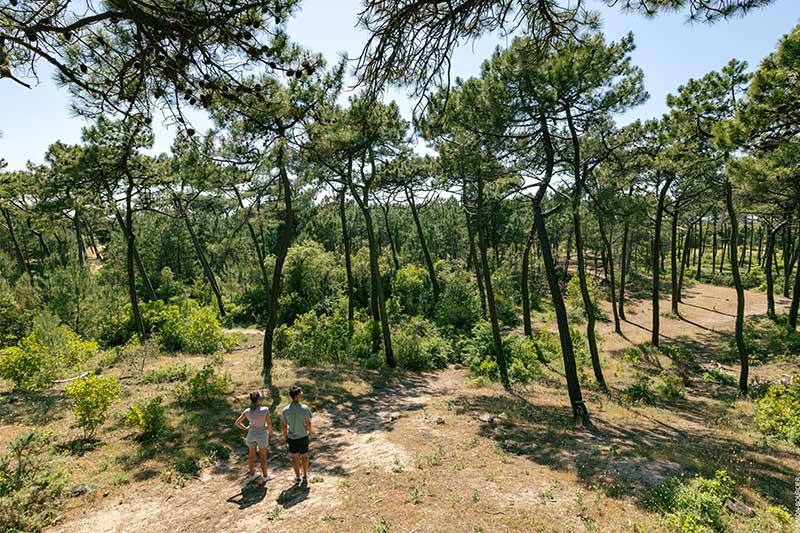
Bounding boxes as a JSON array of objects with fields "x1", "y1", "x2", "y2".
[
  {"x1": 290, "y1": 453, "x2": 301, "y2": 479},
  {"x1": 247, "y1": 446, "x2": 256, "y2": 477},
  {"x1": 259, "y1": 448, "x2": 268, "y2": 477},
  {"x1": 301, "y1": 453, "x2": 309, "y2": 478}
]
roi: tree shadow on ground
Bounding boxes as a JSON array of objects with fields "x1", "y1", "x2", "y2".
[
  {"x1": 454, "y1": 389, "x2": 796, "y2": 509},
  {"x1": 0, "y1": 389, "x2": 68, "y2": 425}
]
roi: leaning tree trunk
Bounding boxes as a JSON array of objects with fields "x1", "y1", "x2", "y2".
[
  {"x1": 73, "y1": 210, "x2": 86, "y2": 267},
  {"x1": 380, "y1": 202, "x2": 400, "y2": 271},
  {"x1": 406, "y1": 188, "x2": 440, "y2": 310},
  {"x1": 725, "y1": 181, "x2": 748, "y2": 396},
  {"x1": 1, "y1": 207, "x2": 34, "y2": 280},
  {"x1": 113, "y1": 210, "x2": 157, "y2": 300},
  {"x1": 338, "y1": 188, "x2": 355, "y2": 335},
  {"x1": 174, "y1": 196, "x2": 226, "y2": 317},
  {"x1": 233, "y1": 186, "x2": 270, "y2": 291},
  {"x1": 27, "y1": 219, "x2": 51, "y2": 258},
  {"x1": 263, "y1": 140, "x2": 295, "y2": 381},
  {"x1": 476, "y1": 178, "x2": 510, "y2": 390},
  {"x1": 652, "y1": 176, "x2": 674, "y2": 346},
  {"x1": 465, "y1": 207, "x2": 487, "y2": 318},
  {"x1": 537, "y1": 111, "x2": 588, "y2": 423}
]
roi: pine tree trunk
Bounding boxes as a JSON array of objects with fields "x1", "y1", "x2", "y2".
[
  {"x1": 789, "y1": 254, "x2": 800, "y2": 331},
  {"x1": 747, "y1": 216, "x2": 755, "y2": 272},
  {"x1": 263, "y1": 139, "x2": 296, "y2": 381},
  {"x1": 233, "y1": 186, "x2": 270, "y2": 293},
  {"x1": 476, "y1": 178, "x2": 509, "y2": 390},
  {"x1": 406, "y1": 188, "x2": 440, "y2": 309},
  {"x1": 465, "y1": 207, "x2": 487, "y2": 318},
  {"x1": 73, "y1": 210, "x2": 86, "y2": 267},
  {"x1": 756, "y1": 224, "x2": 764, "y2": 268},
  {"x1": 712, "y1": 217, "x2": 718, "y2": 273},
  {"x1": 678, "y1": 224, "x2": 693, "y2": 303},
  {"x1": 725, "y1": 182, "x2": 748, "y2": 396},
  {"x1": 1, "y1": 207, "x2": 34, "y2": 280},
  {"x1": 338, "y1": 189, "x2": 355, "y2": 335},
  {"x1": 599, "y1": 219, "x2": 621, "y2": 334},
  {"x1": 765, "y1": 221, "x2": 785, "y2": 320},
  {"x1": 670, "y1": 207, "x2": 680, "y2": 314},
  {"x1": 114, "y1": 210, "x2": 157, "y2": 300},
  {"x1": 652, "y1": 176, "x2": 674, "y2": 346},
  {"x1": 521, "y1": 209, "x2": 536, "y2": 338},
  {"x1": 174, "y1": 196, "x2": 226, "y2": 317},
  {"x1": 783, "y1": 217, "x2": 792, "y2": 298},
  {"x1": 123, "y1": 177, "x2": 145, "y2": 339},
  {"x1": 380, "y1": 202, "x2": 400, "y2": 271},
  {"x1": 618, "y1": 221, "x2": 630, "y2": 321},
  {"x1": 696, "y1": 218, "x2": 705, "y2": 278}
]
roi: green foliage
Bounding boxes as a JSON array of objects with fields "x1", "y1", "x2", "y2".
[
  {"x1": 662, "y1": 470, "x2": 735, "y2": 533},
  {"x1": 0, "y1": 312, "x2": 98, "y2": 390},
  {"x1": 65, "y1": 374, "x2": 121, "y2": 438},
  {"x1": 141, "y1": 300, "x2": 234, "y2": 355},
  {"x1": 275, "y1": 302, "x2": 372, "y2": 366},
  {"x1": 392, "y1": 317, "x2": 452, "y2": 371},
  {"x1": 393, "y1": 263, "x2": 432, "y2": 317},
  {"x1": 755, "y1": 376, "x2": 800, "y2": 446},
  {"x1": 0, "y1": 430, "x2": 67, "y2": 533},
  {"x1": 464, "y1": 322, "x2": 543, "y2": 384},
  {"x1": 702, "y1": 369, "x2": 736, "y2": 386},
  {"x1": 124, "y1": 396, "x2": 167, "y2": 440},
  {"x1": 659, "y1": 374, "x2": 686, "y2": 399},
  {"x1": 566, "y1": 275, "x2": 604, "y2": 321},
  {"x1": 142, "y1": 363, "x2": 194, "y2": 384},
  {"x1": 174, "y1": 364, "x2": 231, "y2": 406},
  {"x1": 621, "y1": 347, "x2": 643, "y2": 365},
  {"x1": 0, "y1": 277, "x2": 29, "y2": 347},
  {"x1": 735, "y1": 315, "x2": 800, "y2": 364},
  {"x1": 435, "y1": 266, "x2": 482, "y2": 334},
  {"x1": 621, "y1": 374, "x2": 657, "y2": 405}
]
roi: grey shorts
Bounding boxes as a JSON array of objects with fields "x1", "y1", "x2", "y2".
[{"x1": 245, "y1": 431, "x2": 268, "y2": 449}]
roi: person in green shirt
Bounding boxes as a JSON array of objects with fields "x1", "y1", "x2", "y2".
[{"x1": 281, "y1": 386, "x2": 312, "y2": 486}]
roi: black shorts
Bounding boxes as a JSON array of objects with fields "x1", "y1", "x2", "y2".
[{"x1": 287, "y1": 436, "x2": 309, "y2": 454}]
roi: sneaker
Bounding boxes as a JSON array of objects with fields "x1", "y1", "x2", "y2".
[
  {"x1": 262, "y1": 473, "x2": 275, "y2": 482},
  {"x1": 301, "y1": 476, "x2": 308, "y2": 487},
  {"x1": 293, "y1": 477, "x2": 301, "y2": 485}
]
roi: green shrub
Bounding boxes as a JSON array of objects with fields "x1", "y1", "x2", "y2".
[
  {"x1": 436, "y1": 268, "x2": 482, "y2": 334},
  {"x1": 621, "y1": 347, "x2": 643, "y2": 365},
  {"x1": 663, "y1": 470, "x2": 735, "y2": 533},
  {"x1": 392, "y1": 317, "x2": 452, "y2": 371},
  {"x1": 465, "y1": 322, "x2": 544, "y2": 385},
  {"x1": 0, "y1": 313, "x2": 98, "y2": 390},
  {"x1": 735, "y1": 315, "x2": 800, "y2": 364},
  {"x1": 394, "y1": 263, "x2": 433, "y2": 317},
  {"x1": 621, "y1": 374, "x2": 657, "y2": 405},
  {"x1": 702, "y1": 369, "x2": 736, "y2": 386},
  {"x1": 532, "y1": 329, "x2": 560, "y2": 364},
  {"x1": 124, "y1": 396, "x2": 167, "y2": 439},
  {"x1": 65, "y1": 375, "x2": 121, "y2": 438},
  {"x1": 0, "y1": 277, "x2": 28, "y2": 347},
  {"x1": 175, "y1": 364, "x2": 231, "y2": 406},
  {"x1": 141, "y1": 300, "x2": 234, "y2": 355},
  {"x1": 0, "y1": 430, "x2": 67, "y2": 533},
  {"x1": 755, "y1": 376, "x2": 800, "y2": 446},
  {"x1": 659, "y1": 374, "x2": 686, "y2": 399},
  {"x1": 142, "y1": 363, "x2": 194, "y2": 384},
  {"x1": 566, "y1": 275, "x2": 605, "y2": 321}
]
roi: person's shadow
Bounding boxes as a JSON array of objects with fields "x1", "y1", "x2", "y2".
[
  {"x1": 226, "y1": 483, "x2": 267, "y2": 510},
  {"x1": 276, "y1": 482, "x2": 310, "y2": 509}
]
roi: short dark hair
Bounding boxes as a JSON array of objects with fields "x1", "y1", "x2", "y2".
[{"x1": 289, "y1": 386, "x2": 302, "y2": 400}]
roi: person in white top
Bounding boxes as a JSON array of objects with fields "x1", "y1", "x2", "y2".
[{"x1": 235, "y1": 390, "x2": 274, "y2": 484}]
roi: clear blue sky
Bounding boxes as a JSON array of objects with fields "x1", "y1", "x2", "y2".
[{"x1": 1, "y1": 0, "x2": 797, "y2": 171}]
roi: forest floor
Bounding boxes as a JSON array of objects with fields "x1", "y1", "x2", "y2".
[{"x1": 2, "y1": 281, "x2": 796, "y2": 532}]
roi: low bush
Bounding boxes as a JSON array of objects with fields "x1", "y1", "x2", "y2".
[
  {"x1": 659, "y1": 374, "x2": 686, "y2": 399},
  {"x1": 734, "y1": 315, "x2": 800, "y2": 364},
  {"x1": 0, "y1": 430, "x2": 67, "y2": 533},
  {"x1": 142, "y1": 363, "x2": 194, "y2": 384},
  {"x1": 754, "y1": 376, "x2": 800, "y2": 446},
  {"x1": 141, "y1": 300, "x2": 234, "y2": 355},
  {"x1": 621, "y1": 347, "x2": 643, "y2": 365},
  {"x1": 0, "y1": 312, "x2": 98, "y2": 391},
  {"x1": 175, "y1": 364, "x2": 231, "y2": 406},
  {"x1": 621, "y1": 374, "x2": 657, "y2": 405},
  {"x1": 435, "y1": 267, "x2": 482, "y2": 334},
  {"x1": 566, "y1": 275, "x2": 605, "y2": 321},
  {"x1": 660, "y1": 470, "x2": 735, "y2": 533},
  {"x1": 124, "y1": 396, "x2": 168, "y2": 440},
  {"x1": 702, "y1": 368, "x2": 736, "y2": 386},
  {"x1": 65, "y1": 374, "x2": 121, "y2": 438},
  {"x1": 275, "y1": 304, "x2": 372, "y2": 366},
  {"x1": 464, "y1": 322, "x2": 544, "y2": 385},
  {"x1": 392, "y1": 317, "x2": 452, "y2": 371}
]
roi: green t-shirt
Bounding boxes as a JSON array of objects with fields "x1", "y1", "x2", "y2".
[{"x1": 281, "y1": 402, "x2": 312, "y2": 439}]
